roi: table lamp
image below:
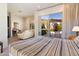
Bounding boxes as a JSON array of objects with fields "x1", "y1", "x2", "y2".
[{"x1": 72, "y1": 26, "x2": 79, "y2": 36}]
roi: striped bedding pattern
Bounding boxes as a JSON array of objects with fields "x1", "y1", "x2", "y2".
[{"x1": 9, "y1": 36, "x2": 79, "y2": 56}]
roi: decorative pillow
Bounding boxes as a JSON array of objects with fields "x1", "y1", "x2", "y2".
[
  {"x1": 17, "y1": 30, "x2": 33, "y2": 39},
  {"x1": 68, "y1": 35, "x2": 76, "y2": 40}
]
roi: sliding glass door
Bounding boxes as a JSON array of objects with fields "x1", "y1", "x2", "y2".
[{"x1": 40, "y1": 12, "x2": 62, "y2": 38}]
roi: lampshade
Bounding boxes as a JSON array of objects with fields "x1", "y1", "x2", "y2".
[{"x1": 72, "y1": 26, "x2": 79, "y2": 31}]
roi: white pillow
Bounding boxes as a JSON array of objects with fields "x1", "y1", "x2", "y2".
[{"x1": 17, "y1": 30, "x2": 33, "y2": 39}]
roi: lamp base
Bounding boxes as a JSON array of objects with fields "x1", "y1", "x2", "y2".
[{"x1": 76, "y1": 32, "x2": 79, "y2": 36}]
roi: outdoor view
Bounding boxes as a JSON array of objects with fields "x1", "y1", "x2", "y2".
[{"x1": 41, "y1": 12, "x2": 62, "y2": 37}]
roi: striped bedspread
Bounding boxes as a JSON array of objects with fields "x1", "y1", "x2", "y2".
[{"x1": 9, "y1": 36, "x2": 79, "y2": 56}]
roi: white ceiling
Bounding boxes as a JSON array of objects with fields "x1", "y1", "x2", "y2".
[{"x1": 8, "y1": 3, "x2": 58, "y2": 17}]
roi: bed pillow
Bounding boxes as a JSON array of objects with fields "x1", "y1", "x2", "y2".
[{"x1": 17, "y1": 30, "x2": 33, "y2": 39}]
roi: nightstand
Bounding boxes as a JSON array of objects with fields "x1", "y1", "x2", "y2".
[{"x1": 0, "y1": 41, "x2": 3, "y2": 53}]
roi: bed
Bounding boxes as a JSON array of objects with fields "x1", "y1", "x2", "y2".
[{"x1": 9, "y1": 36, "x2": 79, "y2": 56}]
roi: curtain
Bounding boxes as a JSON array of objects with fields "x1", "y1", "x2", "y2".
[
  {"x1": 76, "y1": 4, "x2": 79, "y2": 25},
  {"x1": 62, "y1": 3, "x2": 79, "y2": 39}
]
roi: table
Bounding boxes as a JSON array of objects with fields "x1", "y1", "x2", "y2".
[{"x1": 0, "y1": 41, "x2": 3, "y2": 53}]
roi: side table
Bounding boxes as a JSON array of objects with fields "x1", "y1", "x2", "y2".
[{"x1": 0, "y1": 41, "x2": 3, "y2": 53}]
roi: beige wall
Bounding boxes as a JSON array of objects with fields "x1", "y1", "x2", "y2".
[
  {"x1": 0, "y1": 3, "x2": 8, "y2": 48},
  {"x1": 23, "y1": 16, "x2": 34, "y2": 30},
  {"x1": 11, "y1": 15, "x2": 24, "y2": 30},
  {"x1": 11, "y1": 14, "x2": 24, "y2": 36}
]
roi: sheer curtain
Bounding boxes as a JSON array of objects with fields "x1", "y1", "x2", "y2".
[{"x1": 62, "y1": 3, "x2": 79, "y2": 39}]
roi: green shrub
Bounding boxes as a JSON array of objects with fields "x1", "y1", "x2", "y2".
[
  {"x1": 57, "y1": 24, "x2": 62, "y2": 31},
  {"x1": 41, "y1": 30, "x2": 47, "y2": 35}
]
